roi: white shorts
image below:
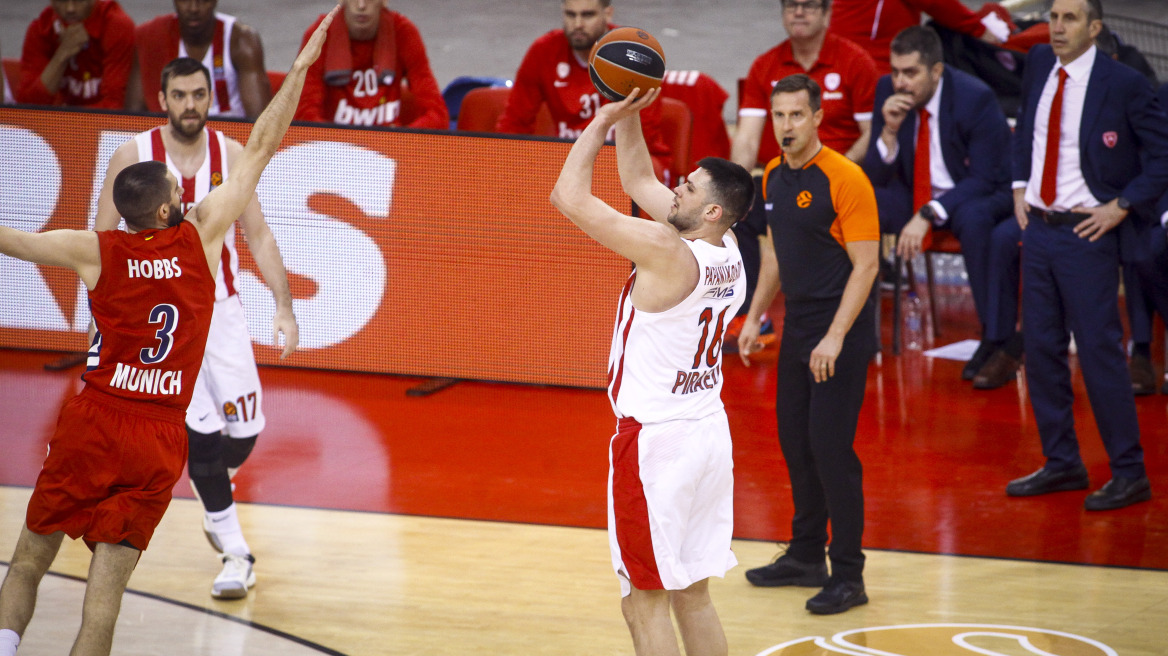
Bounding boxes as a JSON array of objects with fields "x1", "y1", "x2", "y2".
[
  {"x1": 607, "y1": 411, "x2": 736, "y2": 597},
  {"x1": 186, "y1": 296, "x2": 265, "y2": 438}
]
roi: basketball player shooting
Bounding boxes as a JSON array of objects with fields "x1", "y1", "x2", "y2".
[
  {"x1": 0, "y1": 7, "x2": 338, "y2": 656},
  {"x1": 551, "y1": 87, "x2": 754, "y2": 656}
]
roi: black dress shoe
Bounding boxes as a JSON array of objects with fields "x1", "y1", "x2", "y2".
[
  {"x1": 1130, "y1": 354, "x2": 1157, "y2": 396},
  {"x1": 1006, "y1": 465, "x2": 1089, "y2": 497},
  {"x1": 1084, "y1": 476, "x2": 1152, "y2": 510},
  {"x1": 962, "y1": 340, "x2": 996, "y2": 381},
  {"x1": 745, "y1": 554, "x2": 828, "y2": 587},
  {"x1": 806, "y1": 579, "x2": 868, "y2": 615},
  {"x1": 972, "y1": 350, "x2": 1021, "y2": 389}
]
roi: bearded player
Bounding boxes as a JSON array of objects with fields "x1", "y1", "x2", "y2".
[
  {"x1": 94, "y1": 56, "x2": 298, "y2": 600},
  {"x1": 0, "y1": 8, "x2": 336, "y2": 655}
]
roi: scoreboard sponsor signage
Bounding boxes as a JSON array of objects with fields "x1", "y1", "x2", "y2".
[{"x1": 0, "y1": 108, "x2": 632, "y2": 388}]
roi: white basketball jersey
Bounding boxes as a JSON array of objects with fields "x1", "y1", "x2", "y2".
[
  {"x1": 179, "y1": 13, "x2": 244, "y2": 118},
  {"x1": 607, "y1": 234, "x2": 746, "y2": 423},
  {"x1": 133, "y1": 126, "x2": 238, "y2": 302}
]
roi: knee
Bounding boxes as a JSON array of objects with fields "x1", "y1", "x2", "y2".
[
  {"x1": 221, "y1": 435, "x2": 257, "y2": 471},
  {"x1": 187, "y1": 428, "x2": 224, "y2": 479},
  {"x1": 622, "y1": 586, "x2": 669, "y2": 626},
  {"x1": 669, "y1": 580, "x2": 712, "y2": 616}
]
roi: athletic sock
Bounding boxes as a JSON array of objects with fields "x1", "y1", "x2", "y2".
[
  {"x1": 0, "y1": 628, "x2": 19, "y2": 656},
  {"x1": 205, "y1": 504, "x2": 251, "y2": 557}
]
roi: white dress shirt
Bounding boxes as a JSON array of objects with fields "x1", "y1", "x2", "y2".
[
  {"x1": 877, "y1": 77, "x2": 955, "y2": 223},
  {"x1": 1016, "y1": 45, "x2": 1102, "y2": 212}
]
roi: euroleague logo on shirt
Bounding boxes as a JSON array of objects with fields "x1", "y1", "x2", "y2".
[
  {"x1": 755, "y1": 623, "x2": 1118, "y2": 656},
  {"x1": 796, "y1": 190, "x2": 813, "y2": 208}
]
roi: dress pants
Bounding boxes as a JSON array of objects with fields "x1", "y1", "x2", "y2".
[
  {"x1": 947, "y1": 191, "x2": 1014, "y2": 332},
  {"x1": 986, "y1": 218, "x2": 1023, "y2": 342},
  {"x1": 776, "y1": 299, "x2": 874, "y2": 583},
  {"x1": 1123, "y1": 224, "x2": 1168, "y2": 344},
  {"x1": 1022, "y1": 215, "x2": 1145, "y2": 479}
]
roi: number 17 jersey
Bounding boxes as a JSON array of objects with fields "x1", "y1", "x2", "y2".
[{"x1": 607, "y1": 235, "x2": 745, "y2": 424}]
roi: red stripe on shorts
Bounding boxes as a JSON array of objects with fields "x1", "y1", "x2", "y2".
[{"x1": 611, "y1": 416, "x2": 664, "y2": 590}]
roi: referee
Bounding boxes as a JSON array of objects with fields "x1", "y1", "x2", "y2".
[{"x1": 738, "y1": 74, "x2": 880, "y2": 615}]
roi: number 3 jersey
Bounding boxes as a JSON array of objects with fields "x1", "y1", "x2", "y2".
[
  {"x1": 83, "y1": 221, "x2": 217, "y2": 412},
  {"x1": 607, "y1": 235, "x2": 745, "y2": 424}
]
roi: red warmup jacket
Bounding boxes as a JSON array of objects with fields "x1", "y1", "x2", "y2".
[
  {"x1": 294, "y1": 10, "x2": 447, "y2": 129},
  {"x1": 19, "y1": 0, "x2": 134, "y2": 108},
  {"x1": 496, "y1": 29, "x2": 673, "y2": 178},
  {"x1": 828, "y1": 0, "x2": 985, "y2": 73}
]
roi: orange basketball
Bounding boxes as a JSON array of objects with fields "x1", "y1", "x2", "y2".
[{"x1": 588, "y1": 27, "x2": 667, "y2": 102}]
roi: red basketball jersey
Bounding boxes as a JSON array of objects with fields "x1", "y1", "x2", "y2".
[{"x1": 83, "y1": 221, "x2": 216, "y2": 411}]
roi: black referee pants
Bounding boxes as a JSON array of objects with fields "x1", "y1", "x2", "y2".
[{"x1": 775, "y1": 303, "x2": 873, "y2": 584}]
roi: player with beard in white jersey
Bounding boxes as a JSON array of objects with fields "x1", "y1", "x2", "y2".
[
  {"x1": 551, "y1": 88, "x2": 754, "y2": 656},
  {"x1": 94, "y1": 56, "x2": 298, "y2": 600}
]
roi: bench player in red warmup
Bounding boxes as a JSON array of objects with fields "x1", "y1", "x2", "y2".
[{"x1": 0, "y1": 7, "x2": 338, "y2": 656}]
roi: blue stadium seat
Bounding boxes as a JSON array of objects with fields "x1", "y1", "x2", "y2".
[{"x1": 442, "y1": 76, "x2": 511, "y2": 129}]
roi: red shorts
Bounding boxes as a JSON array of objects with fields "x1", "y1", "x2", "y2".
[{"x1": 26, "y1": 386, "x2": 188, "y2": 551}]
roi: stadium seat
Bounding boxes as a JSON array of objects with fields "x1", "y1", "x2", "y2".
[
  {"x1": 657, "y1": 97, "x2": 692, "y2": 185},
  {"x1": 660, "y1": 70, "x2": 730, "y2": 175},
  {"x1": 3, "y1": 58, "x2": 21, "y2": 102},
  {"x1": 267, "y1": 70, "x2": 286, "y2": 95},
  {"x1": 455, "y1": 87, "x2": 554, "y2": 136},
  {"x1": 442, "y1": 75, "x2": 511, "y2": 129}
]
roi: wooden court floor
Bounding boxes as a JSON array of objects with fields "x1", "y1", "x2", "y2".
[
  {"x1": 2, "y1": 488, "x2": 1166, "y2": 656},
  {"x1": 1, "y1": 286, "x2": 1167, "y2": 654}
]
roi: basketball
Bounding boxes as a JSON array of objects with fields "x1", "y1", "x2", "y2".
[{"x1": 588, "y1": 27, "x2": 667, "y2": 102}]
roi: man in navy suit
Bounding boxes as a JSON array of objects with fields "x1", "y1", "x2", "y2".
[
  {"x1": 1121, "y1": 82, "x2": 1168, "y2": 396},
  {"x1": 863, "y1": 26, "x2": 1019, "y2": 384},
  {"x1": 1006, "y1": 0, "x2": 1168, "y2": 510}
]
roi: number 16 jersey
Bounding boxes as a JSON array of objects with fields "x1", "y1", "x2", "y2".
[{"x1": 607, "y1": 235, "x2": 745, "y2": 424}]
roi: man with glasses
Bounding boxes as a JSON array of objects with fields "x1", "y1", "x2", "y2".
[{"x1": 731, "y1": 0, "x2": 878, "y2": 170}]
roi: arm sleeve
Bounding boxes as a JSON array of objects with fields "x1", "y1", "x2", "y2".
[
  {"x1": 850, "y1": 51, "x2": 878, "y2": 122},
  {"x1": 905, "y1": 0, "x2": 985, "y2": 37},
  {"x1": 861, "y1": 77, "x2": 900, "y2": 187},
  {"x1": 936, "y1": 83, "x2": 1010, "y2": 217},
  {"x1": 294, "y1": 20, "x2": 327, "y2": 122},
  {"x1": 738, "y1": 55, "x2": 770, "y2": 116},
  {"x1": 1012, "y1": 49, "x2": 1041, "y2": 186},
  {"x1": 396, "y1": 16, "x2": 448, "y2": 130},
  {"x1": 18, "y1": 21, "x2": 58, "y2": 104},
  {"x1": 93, "y1": 8, "x2": 135, "y2": 109},
  {"x1": 1121, "y1": 77, "x2": 1168, "y2": 207},
  {"x1": 835, "y1": 170, "x2": 882, "y2": 243},
  {"x1": 495, "y1": 43, "x2": 544, "y2": 133}
]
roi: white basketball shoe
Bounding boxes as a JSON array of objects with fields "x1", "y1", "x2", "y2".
[{"x1": 212, "y1": 553, "x2": 256, "y2": 600}]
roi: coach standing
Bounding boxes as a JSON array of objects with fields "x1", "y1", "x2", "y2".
[
  {"x1": 1006, "y1": 0, "x2": 1168, "y2": 510},
  {"x1": 738, "y1": 74, "x2": 879, "y2": 615}
]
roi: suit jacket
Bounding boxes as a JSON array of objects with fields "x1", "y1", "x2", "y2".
[
  {"x1": 863, "y1": 66, "x2": 1012, "y2": 219},
  {"x1": 1012, "y1": 45, "x2": 1168, "y2": 218}
]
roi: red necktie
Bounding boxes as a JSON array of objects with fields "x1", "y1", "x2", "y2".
[
  {"x1": 913, "y1": 108, "x2": 933, "y2": 249},
  {"x1": 1040, "y1": 69, "x2": 1068, "y2": 207}
]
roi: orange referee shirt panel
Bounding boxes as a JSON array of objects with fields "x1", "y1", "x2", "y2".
[{"x1": 763, "y1": 146, "x2": 880, "y2": 303}]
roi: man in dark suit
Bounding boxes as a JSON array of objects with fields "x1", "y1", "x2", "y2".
[
  {"x1": 1007, "y1": 0, "x2": 1168, "y2": 510},
  {"x1": 863, "y1": 26, "x2": 1019, "y2": 384}
]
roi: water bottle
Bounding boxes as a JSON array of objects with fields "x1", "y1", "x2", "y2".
[{"x1": 904, "y1": 291, "x2": 924, "y2": 351}]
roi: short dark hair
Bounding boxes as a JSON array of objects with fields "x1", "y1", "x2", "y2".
[
  {"x1": 890, "y1": 26, "x2": 944, "y2": 68},
  {"x1": 1085, "y1": 0, "x2": 1103, "y2": 22},
  {"x1": 160, "y1": 57, "x2": 211, "y2": 94},
  {"x1": 771, "y1": 74, "x2": 821, "y2": 113},
  {"x1": 563, "y1": 0, "x2": 611, "y2": 7},
  {"x1": 697, "y1": 157, "x2": 755, "y2": 225},
  {"x1": 113, "y1": 161, "x2": 171, "y2": 230}
]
